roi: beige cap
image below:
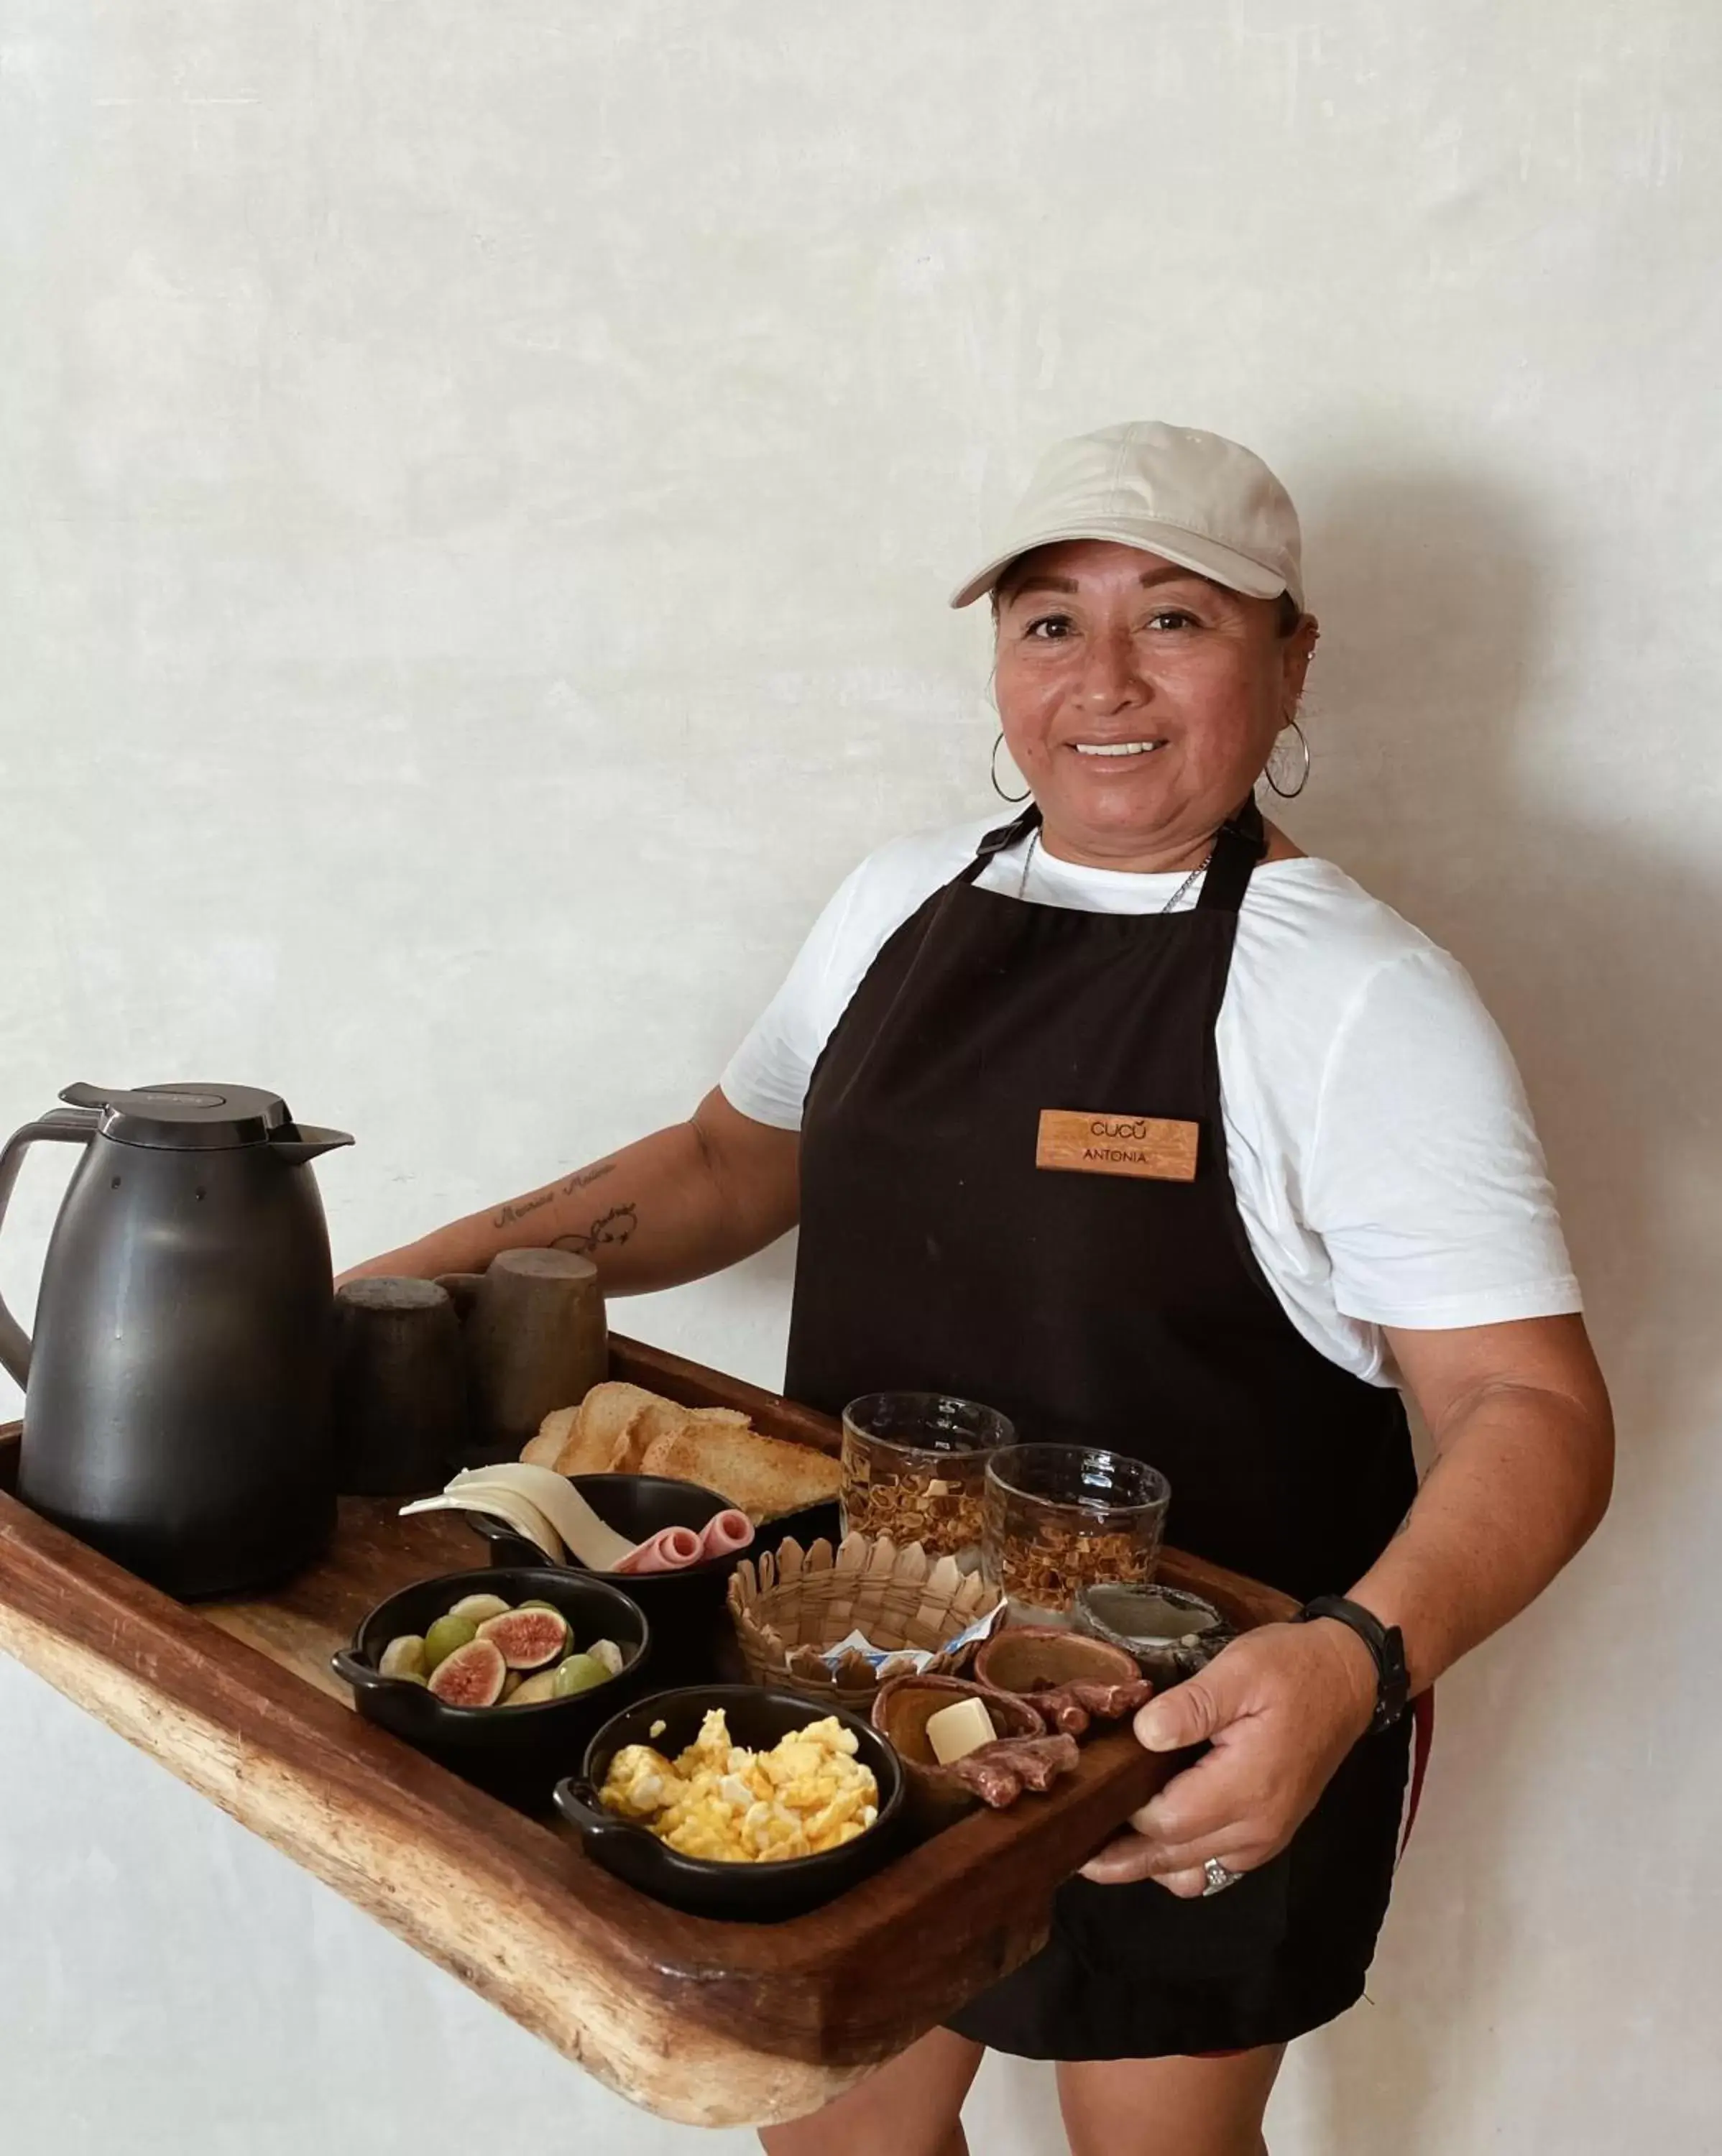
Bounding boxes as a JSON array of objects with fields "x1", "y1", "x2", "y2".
[{"x1": 949, "y1": 420, "x2": 1303, "y2": 612}]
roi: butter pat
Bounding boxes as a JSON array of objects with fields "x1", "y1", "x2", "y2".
[{"x1": 925, "y1": 1695, "x2": 998, "y2": 1765}]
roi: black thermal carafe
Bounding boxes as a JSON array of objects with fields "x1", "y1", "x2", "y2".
[{"x1": 0, "y1": 1082, "x2": 352, "y2": 1597}]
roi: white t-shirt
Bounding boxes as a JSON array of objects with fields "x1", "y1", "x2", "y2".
[{"x1": 721, "y1": 817, "x2": 1580, "y2": 1387}]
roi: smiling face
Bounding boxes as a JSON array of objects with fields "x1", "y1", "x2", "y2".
[{"x1": 992, "y1": 540, "x2": 1317, "y2": 872}]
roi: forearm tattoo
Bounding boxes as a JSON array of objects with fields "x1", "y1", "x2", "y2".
[
  {"x1": 553, "y1": 1203, "x2": 638, "y2": 1258},
  {"x1": 491, "y1": 1159, "x2": 617, "y2": 1232}
]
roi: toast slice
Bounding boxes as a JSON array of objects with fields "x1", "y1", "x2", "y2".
[
  {"x1": 637, "y1": 1419, "x2": 841, "y2": 1522},
  {"x1": 525, "y1": 1382, "x2": 833, "y2": 1521},
  {"x1": 617, "y1": 1398, "x2": 749, "y2": 1470},
  {"x1": 520, "y1": 1413, "x2": 572, "y2": 1470},
  {"x1": 574, "y1": 1382, "x2": 663, "y2": 1468}
]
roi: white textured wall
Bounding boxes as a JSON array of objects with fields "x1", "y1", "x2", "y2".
[{"x1": 3, "y1": 3, "x2": 1718, "y2": 2149}]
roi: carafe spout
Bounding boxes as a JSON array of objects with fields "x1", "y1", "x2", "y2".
[{"x1": 269, "y1": 1125, "x2": 355, "y2": 1166}]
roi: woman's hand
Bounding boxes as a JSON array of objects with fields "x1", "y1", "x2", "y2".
[
  {"x1": 1079, "y1": 1316, "x2": 1612, "y2": 1900},
  {"x1": 1079, "y1": 1618, "x2": 1378, "y2": 1895}
]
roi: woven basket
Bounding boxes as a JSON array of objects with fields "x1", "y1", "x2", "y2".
[{"x1": 727, "y1": 1533, "x2": 1000, "y2": 1710}]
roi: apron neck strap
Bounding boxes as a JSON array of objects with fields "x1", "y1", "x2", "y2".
[
  {"x1": 960, "y1": 795, "x2": 1266, "y2": 906},
  {"x1": 960, "y1": 802, "x2": 1042, "y2": 884},
  {"x1": 1197, "y1": 795, "x2": 1269, "y2": 913}
]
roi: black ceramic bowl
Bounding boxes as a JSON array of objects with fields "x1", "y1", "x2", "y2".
[
  {"x1": 331, "y1": 1566, "x2": 650, "y2": 1809},
  {"x1": 476, "y1": 1475, "x2": 838, "y2": 1683},
  {"x1": 554, "y1": 1684, "x2": 906, "y2": 1921}
]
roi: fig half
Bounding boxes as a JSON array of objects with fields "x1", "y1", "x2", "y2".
[
  {"x1": 477, "y1": 1607, "x2": 571, "y2": 1669},
  {"x1": 427, "y1": 1636, "x2": 507, "y2": 1707}
]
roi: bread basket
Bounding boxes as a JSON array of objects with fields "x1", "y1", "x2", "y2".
[{"x1": 727, "y1": 1533, "x2": 1001, "y2": 1710}]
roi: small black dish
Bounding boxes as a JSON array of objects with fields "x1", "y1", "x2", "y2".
[
  {"x1": 331, "y1": 1566, "x2": 650, "y2": 1809},
  {"x1": 554, "y1": 1684, "x2": 906, "y2": 1922},
  {"x1": 475, "y1": 1475, "x2": 835, "y2": 1683}
]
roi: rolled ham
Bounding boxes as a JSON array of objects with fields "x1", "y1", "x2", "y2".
[
  {"x1": 612, "y1": 1524, "x2": 703, "y2": 1575},
  {"x1": 697, "y1": 1508, "x2": 755, "y2": 1560},
  {"x1": 611, "y1": 1509, "x2": 755, "y2": 1575}
]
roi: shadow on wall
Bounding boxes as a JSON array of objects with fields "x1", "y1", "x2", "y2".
[
  {"x1": 1297, "y1": 456, "x2": 1718, "y2": 1427},
  {"x1": 1279, "y1": 461, "x2": 1718, "y2": 2147}
]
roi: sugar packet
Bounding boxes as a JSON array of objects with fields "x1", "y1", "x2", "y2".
[{"x1": 816, "y1": 1595, "x2": 1007, "y2": 1676}]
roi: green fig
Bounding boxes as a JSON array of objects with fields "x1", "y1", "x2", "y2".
[
  {"x1": 423, "y1": 1613, "x2": 478, "y2": 1672},
  {"x1": 551, "y1": 1652, "x2": 609, "y2": 1698},
  {"x1": 448, "y1": 1593, "x2": 513, "y2": 1626},
  {"x1": 515, "y1": 1600, "x2": 564, "y2": 1618}
]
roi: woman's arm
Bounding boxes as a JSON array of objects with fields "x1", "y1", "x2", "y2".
[
  {"x1": 1337, "y1": 1313, "x2": 1613, "y2": 1690},
  {"x1": 1082, "y1": 1312, "x2": 1613, "y2": 1892},
  {"x1": 339, "y1": 1089, "x2": 800, "y2": 1294}
]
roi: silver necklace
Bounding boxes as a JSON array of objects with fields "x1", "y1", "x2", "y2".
[{"x1": 1016, "y1": 828, "x2": 1215, "y2": 911}]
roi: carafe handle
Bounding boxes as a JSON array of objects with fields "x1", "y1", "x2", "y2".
[{"x1": 0, "y1": 1110, "x2": 101, "y2": 1386}]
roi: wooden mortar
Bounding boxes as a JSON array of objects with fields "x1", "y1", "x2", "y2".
[
  {"x1": 436, "y1": 1247, "x2": 607, "y2": 1463},
  {"x1": 973, "y1": 1626, "x2": 1140, "y2": 1695},
  {"x1": 871, "y1": 1674, "x2": 1048, "y2": 1834},
  {"x1": 972, "y1": 1627, "x2": 1153, "y2": 1738}
]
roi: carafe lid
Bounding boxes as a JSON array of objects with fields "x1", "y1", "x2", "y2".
[{"x1": 61, "y1": 1082, "x2": 294, "y2": 1150}]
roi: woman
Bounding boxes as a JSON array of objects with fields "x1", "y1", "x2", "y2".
[{"x1": 352, "y1": 422, "x2": 1613, "y2": 2156}]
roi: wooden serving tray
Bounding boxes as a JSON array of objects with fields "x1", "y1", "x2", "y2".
[{"x1": 0, "y1": 1336, "x2": 1294, "y2": 2129}]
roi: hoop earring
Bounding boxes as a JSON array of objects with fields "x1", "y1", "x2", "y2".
[
  {"x1": 990, "y1": 731, "x2": 1031, "y2": 803},
  {"x1": 1265, "y1": 716, "x2": 1311, "y2": 800}
]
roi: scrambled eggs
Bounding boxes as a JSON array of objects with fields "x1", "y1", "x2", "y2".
[{"x1": 599, "y1": 1708, "x2": 880, "y2": 1863}]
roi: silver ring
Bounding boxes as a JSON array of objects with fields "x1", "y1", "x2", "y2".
[{"x1": 1202, "y1": 1857, "x2": 1245, "y2": 1897}]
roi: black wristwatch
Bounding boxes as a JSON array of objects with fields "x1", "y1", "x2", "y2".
[{"x1": 1296, "y1": 1595, "x2": 1409, "y2": 1735}]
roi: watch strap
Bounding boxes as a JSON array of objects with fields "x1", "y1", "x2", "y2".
[{"x1": 1297, "y1": 1593, "x2": 1409, "y2": 1734}]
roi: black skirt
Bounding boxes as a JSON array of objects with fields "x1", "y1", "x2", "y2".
[{"x1": 947, "y1": 1719, "x2": 1413, "y2": 2060}]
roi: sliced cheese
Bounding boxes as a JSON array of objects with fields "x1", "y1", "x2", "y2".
[
  {"x1": 397, "y1": 1487, "x2": 566, "y2": 1563},
  {"x1": 450, "y1": 1463, "x2": 634, "y2": 1571},
  {"x1": 925, "y1": 1695, "x2": 998, "y2": 1766}
]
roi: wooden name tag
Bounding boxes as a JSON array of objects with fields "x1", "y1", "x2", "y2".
[{"x1": 1036, "y1": 1109, "x2": 1200, "y2": 1184}]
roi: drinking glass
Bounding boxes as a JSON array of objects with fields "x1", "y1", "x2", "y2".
[
  {"x1": 982, "y1": 1444, "x2": 1171, "y2": 1626},
  {"x1": 840, "y1": 1392, "x2": 1014, "y2": 1567}
]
